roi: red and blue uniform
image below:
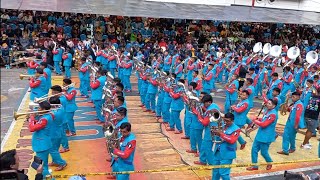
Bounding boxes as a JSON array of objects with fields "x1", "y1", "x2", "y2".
[
  {"x1": 266, "y1": 78, "x2": 282, "y2": 99},
  {"x1": 112, "y1": 133, "x2": 136, "y2": 180},
  {"x1": 145, "y1": 73, "x2": 158, "y2": 111},
  {"x1": 122, "y1": 59, "x2": 133, "y2": 91},
  {"x1": 280, "y1": 71, "x2": 293, "y2": 103},
  {"x1": 169, "y1": 85, "x2": 184, "y2": 131},
  {"x1": 62, "y1": 53, "x2": 73, "y2": 78},
  {"x1": 79, "y1": 62, "x2": 90, "y2": 96},
  {"x1": 224, "y1": 79, "x2": 239, "y2": 113},
  {"x1": 29, "y1": 76, "x2": 47, "y2": 101},
  {"x1": 64, "y1": 87, "x2": 78, "y2": 133},
  {"x1": 90, "y1": 76, "x2": 107, "y2": 122}
]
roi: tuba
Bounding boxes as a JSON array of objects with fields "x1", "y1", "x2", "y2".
[
  {"x1": 270, "y1": 45, "x2": 282, "y2": 64},
  {"x1": 103, "y1": 120, "x2": 120, "y2": 157},
  {"x1": 284, "y1": 46, "x2": 300, "y2": 68},
  {"x1": 305, "y1": 51, "x2": 318, "y2": 70},
  {"x1": 208, "y1": 109, "x2": 224, "y2": 143},
  {"x1": 262, "y1": 43, "x2": 272, "y2": 61}
]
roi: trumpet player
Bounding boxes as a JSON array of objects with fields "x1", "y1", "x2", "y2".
[
  {"x1": 246, "y1": 99, "x2": 278, "y2": 171},
  {"x1": 90, "y1": 69, "x2": 107, "y2": 124},
  {"x1": 50, "y1": 85, "x2": 70, "y2": 153},
  {"x1": 62, "y1": 48, "x2": 73, "y2": 79},
  {"x1": 224, "y1": 74, "x2": 239, "y2": 113},
  {"x1": 62, "y1": 79, "x2": 78, "y2": 136},
  {"x1": 174, "y1": 58, "x2": 183, "y2": 80},
  {"x1": 52, "y1": 43, "x2": 63, "y2": 75},
  {"x1": 78, "y1": 57, "x2": 90, "y2": 97},
  {"x1": 278, "y1": 92, "x2": 304, "y2": 155},
  {"x1": 48, "y1": 97, "x2": 68, "y2": 171},
  {"x1": 29, "y1": 68, "x2": 47, "y2": 101},
  {"x1": 28, "y1": 101, "x2": 54, "y2": 177},
  {"x1": 187, "y1": 57, "x2": 198, "y2": 84},
  {"x1": 26, "y1": 57, "x2": 40, "y2": 75},
  {"x1": 211, "y1": 112, "x2": 240, "y2": 180}
]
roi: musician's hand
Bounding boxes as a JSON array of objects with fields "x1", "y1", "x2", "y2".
[
  {"x1": 230, "y1": 105, "x2": 235, "y2": 110},
  {"x1": 36, "y1": 164, "x2": 43, "y2": 174},
  {"x1": 212, "y1": 129, "x2": 222, "y2": 136},
  {"x1": 111, "y1": 143, "x2": 116, "y2": 149}
]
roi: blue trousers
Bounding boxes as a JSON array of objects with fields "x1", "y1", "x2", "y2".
[
  {"x1": 255, "y1": 81, "x2": 263, "y2": 96},
  {"x1": 123, "y1": 75, "x2": 132, "y2": 90},
  {"x1": 64, "y1": 66, "x2": 71, "y2": 78},
  {"x1": 36, "y1": 150, "x2": 50, "y2": 176},
  {"x1": 102, "y1": 64, "x2": 108, "y2": 71},
  {"x1": 137, "y1": 79, "x2": 142, "y2": 94},
  {"x1": 50, "y1": 137, "x2": 67, "y2": 165},
  {"x1": 145, "y1": 93, "x2": 156, "y2": 111},
  {"x1": 212, "y1": 155, "x2": 233, "y2": 180},
  {"x1": 110, "y1": 68, "x2": 116, "y2": 78},
  {"x1": 200, "y1": 140, "x2": 213, "y2": 164},
  {"x1": 54, "y1": 61, "x2": 61, "y2": 74},
  {"x1": 169, "y1": 110, "x2": 182, "y2": 131},
  {"x1": 61, "y1": 123, "x2": 69, "y2": 149},
  {"x1": 217, "y1": 71, "x2": 223, "y2": 82},
  {"x1": 79, "y1": 79, "x2": 89, "y2": 96},
  {"x1": 93, "y1": 100, "x2": 104, "y2": 122},
  {"x1": 224, "y1": 99, "x2": 236, "y2": 114},
  {"x1": 190, "y1": 128, "x2": 203, "y2": 151},
  {"x1": 156, "y1": 92, "x2": 164, "y2": 116},
  {"x1": 116, "y1": 174, "x2": 129, "y2": 180},
  {"x1": 282, "y1": 125, "x2": 297, "y2": 153},
  {"x1": 140, "y1": 88, "x2": 147, "y2": 105},
  {"x1": 162, "y1": 102, "x2": 171, "y2": 123},
  {"x1": 66, "y1": 112, "x2": 76, "y2": 133},
  {"x1": 184, "y1": 110, "x2": 191, "y2": 138},
  {"x1": 251, "y1": 140, "x2": 272, "y2": 168}
]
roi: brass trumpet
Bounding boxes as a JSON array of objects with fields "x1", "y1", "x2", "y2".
[
  {"x1": 13, "y1": 109, "x2": 56, "y2": 120},
  {"x1": 34, "y1": 92, "x2": 64, "y2": 103},
  {"x1": 19, "y1": 74, "x2": 35, "y2": 80}
]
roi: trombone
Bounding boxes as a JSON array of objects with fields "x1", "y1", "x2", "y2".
[
  {"x1": 19, "y1": 74, "x2": 35, "y2": 80},
  {"x1": 34, "y1": 92, "x2": 64, "y2": 103},
  {"x1": 13, "y1": 109, "x2": 58, "y2": 120}
]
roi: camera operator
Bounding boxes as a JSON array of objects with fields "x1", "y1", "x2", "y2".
[{"x1": 0, "y1": 149, "x2": 43, "y2": 180}]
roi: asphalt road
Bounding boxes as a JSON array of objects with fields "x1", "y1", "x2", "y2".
[{"x1": 1, "y1": 68, "x2": 28, "y2": 143}]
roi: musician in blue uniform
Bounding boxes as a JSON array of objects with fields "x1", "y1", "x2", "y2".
[
  {"x1": 242, "y1": 78, "x2": 255, "y2": 109},
  {"x1": 40, "y1": 62, "x2": 52, "y2": 94},
  {"x1": 101, "y1": 47, "x2": 109, "y2": 71},
  {"x1": 163, "y1": 51, "x2": 172, "y2": 72},
  {"x1": 62, "y1": 49, "x2": 73, "y2": 78},
  {"x1": 224, "y1": 74, "x2": 239, "y2": 113},
  {"x1": 211, "y1": 112, "x2": 240, "y2": 180},
  {"x1": 262, "y1": 87, "x2": 282, "y2": 112},
  {"x1": 111, "y1": 122, "x2": 136, "y2": 180},
  {"x1": 50, "y1": 85, "x2": 70, "y2": 153},
  {"x1": 292, "y1": 62, "x2": 305, "y2": 91},
  {"x1": 144, "y1": 69, "x2": 158, "y2": 113},
  {"x1": 78, "y1": 57, "x2": 90, "y2": 97},
  {"x1": 162, "y1": 72, "x2": 173, "y2": 126},
  {"x1": 52, "y1": 44, "x2": 63, "y2": 75},
  {"x1": 63, "y1": 78, "x2": 78, "y2": 136},
  {"x1": 187, "y1": 57, "x2": 198, "y2": 83},
  {"x1": 254, "y1": 62, "x2": 268, "y2": 97},
  {"x1": 174, "y1": 58, "x2": 183, "y2": 80},
  {"x1": 29, "y1": 68, "x2": 47, "y2": 101},
  {"x1": 156, "y1": 74, "x2": 165, "y2": 120},
  {"x1": 280, "y1": 66, "x2": 293, "y2": 103},
  {"x1": 266, "y1": 73, "x2": 283, "y2": 99},
  {"x1": 247, "y1": 99, "x2": 278, "y2": 171},
  {"x1": 278, "y1": 92, "x2": 304, "y2": 155},
  {"x1": 167, "y1": 79, "x2": 185, "y2": 134},
  {"x1": 122, "y1": 56, "x2": 133, "y2": 92},
  {"x1": 202, "y1": 64, "x2": 215, "y2": 94},
  {"x1": 48, "y1": 97, "x2": 67, "y2": 171},
  {"x1": 28, "y1": 101, "x2": 53, "y2": 177},
  {"x1": 138, "y1": 67, "x2": 149, "y2": 107},
  {"x1": 90, "y1": 70, "x2": 107, "y2": 123}
]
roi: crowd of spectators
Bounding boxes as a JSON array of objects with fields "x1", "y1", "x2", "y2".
[{"x1": 1, "y1": 8, "x2": 320, "y2": 66}]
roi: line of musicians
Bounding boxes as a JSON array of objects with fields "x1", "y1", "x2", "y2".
[{"x1": 24, "y1": 43, "x2": 320, "y2": 179}]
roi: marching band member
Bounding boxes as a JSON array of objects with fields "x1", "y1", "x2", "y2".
[
  {"x1": 265, "y1": 58, "x2": 276, "y2": 83},
  {"x1": 139, "y1": 65, "x2": 149, "y2": 107},
  {"x1": 50, "y1": 85, "x2": 70, "y2": 153},
  {"x1": 280, "y1": 66, "x2": 293, "y2": 103},
  {"x1": 211, "y1": 112, "x2": 240, "y2": 180},
  {"x1": 242, "y1": 78, "x2": 255, "y2": 109},
  {"x1": 162, "y1": 72, "x2": 173, "y2": 126},
  {"x1": 122, "y1": 55, "x2": 133, "y2": 92},
  {"x1": 107, "y1": 49, "x2": 117, "y2": 77},
  {"x1": 187, "y1": 57, "x2": 197, "y2": 84},
  {"x1": 292, "y1": 62, "x2": 305, "y2": 92},
  {"x1": 163, "y1": 51, "x2": 172, "y2": 72},
  {"x1": 192, "y1": 94, "x2": 216, "y2": 165},
  {"x1": 192, "y1": 71, "x2": 202, "y2": 96},
  {"x1": 231, "y1": 90, "x2": 251, "y2": 149},
  {"x1": 266, "y1": 73, "x2": 282, "y2": 99},
  {"x1": 28, "y1": 101, "x2": 53, "y2": 177},
  {"x1": 63, "y1": 78, "x2": 78, "y2": 136},
  {"x1": 52, "y1": 44, "x2": 63, "y2": 75},
  {"x1": 48, "y1": 97, "x2": 67, "y2": 171},
  {"x1": 301, "y1": 87, "x2": 320, "y2": 150},
  {"x1": 29, "y1": 68, "x2": 47, "y2": 101},
  {"x1": 254, "y1": 62, "x2": 268, "y2": 98},
  {"x1": 79, "y1": 57, "x2": 90, "y2": 97},
  {"x1": 27, "y1": 57, "x2": 40, "y2": 75},
  {"x1": 62, "y1": 48, "x2": 73, "y2": 79},
  {"x1": 39, "y1": 62, "x2": 52, "y2": 94},
  {"x1": 155, "y1": 72, "x2": 166, "y2": 120},
  {"x1": 90, "y1": 69, "x2": 107, "y2": 124},
  {"x1": 202, "y1": 64, "x2": 215, "y2": 94},
  {"x1": 247, "y1": 99, "x2": 278, "y2": 171},
  {"x1": 278, "y1": 92, "x2": 304, "y2": 155},
  {"x1": 174, "y1": 58, "x2": 183, "y2": 81},
  {"x1": 167, "y1": 79, "x2": 185, "y2": 134},
  {"x1": 101, "y1": 47, "x2": 109, "y2": 71},
  {"x1": 262, "y1": 87, "x2": 282, "y2": 112},
  {"x1": 110, "y1": 122, "x2": 136, "y2": 180},
  {"x1": 144, "y1": 67, "x2": 158, "y2": 113},
  {"x1": 224, "y1": 74, "x2": 239, "y2": 113}
]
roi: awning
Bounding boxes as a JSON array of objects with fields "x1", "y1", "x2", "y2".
[{"x1": 1, "y1": 0, "x2": 320, "y2": 25}]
